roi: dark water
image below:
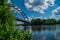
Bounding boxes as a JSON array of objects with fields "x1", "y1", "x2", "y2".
[{"x1": 17, "y1": 25, "x2": 60, "y2": 40}]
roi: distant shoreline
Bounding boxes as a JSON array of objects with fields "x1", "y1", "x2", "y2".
[
  {"x1": 16, "y1": 24, "x2": 60, "y2": 26},
  {"x1": 31, "y1": 24, "x2": 60, "y2": 26}
]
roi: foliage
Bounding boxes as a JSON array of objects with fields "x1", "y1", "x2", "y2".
[
  {"x1": 31, "y1": 19, "x2": 42, "y2": 25},
  {"x1": 57, "y1": 19, "x2": 60, "y2": 24},
  {"x1": 0, "y1": 0, "x2": 32, "y2": 40},
  {"x1": 31, "y1": 18, "x2": 60, "y2": 25}
]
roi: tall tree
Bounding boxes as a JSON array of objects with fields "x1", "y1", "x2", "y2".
[
  {"x1": 0, "y1": 0, "x2": 16, "y2": 40},
  {"x1": 0, "y1": 0, "x2": 32, "y2": 40}
]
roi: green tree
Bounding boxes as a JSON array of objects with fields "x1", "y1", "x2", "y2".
[
  {"x1": 57, "y1": 19, "x2": 60, "y2": 24},
  {"x1": 0, "y1": 0, "x2": 16, "y2": 40},
  {"x1": 31, "y1": 18, "x2": 58, "y2": 25},
  {"x1": 31, "y1": 19, "x2": 42, "y2": 25},
  {"x1": 0, "y1": 0, "x2": 32, "y2": 40}
]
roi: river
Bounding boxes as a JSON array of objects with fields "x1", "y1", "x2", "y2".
[{"x1": 17, "y1": 25, "x2": 60, "y2": 40}]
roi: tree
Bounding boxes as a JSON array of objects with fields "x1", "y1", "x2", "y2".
[
  {"x1": 0, "y1": 0, "x2": 32, "y2": 40},
  {"x1": 31, "y1": 18, "x2": 58, "y2": 25},
  {"x1": 57, "y1": 19, "x2": 60, "y2": 24},
  {"x1": 0, "y1": 0, "x2": 16, "y2": 40}
]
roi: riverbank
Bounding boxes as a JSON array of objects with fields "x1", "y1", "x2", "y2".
[
  {"x1": 31, "y1": 23, "x2": 60, "y2": 26},
  {"x1": 31, "y1": 18, "x2": 60, "y2": 25}
]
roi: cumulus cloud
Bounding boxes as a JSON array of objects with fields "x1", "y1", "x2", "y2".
[
  {"x1": 50, "y1": 7, "x2": 60, "y2": 19},
  {"x1": 24, "y1": 0, "x2": 55, "y2": 13},
  {"x1": 16, "y1": 21, "x2": 24, "y2": 24},
  {"x1": 52, "y1": 7, "x2": 60, "y2": 16},
  {"x1": 7, "y1": 0, "x2": 11, "y2": 3},
  {"x1": 33, "y1": 17, "x2": 43, "y2": 19},
  {"x1": 32, "y1": 16, "x2": 48, "y2": 19}
]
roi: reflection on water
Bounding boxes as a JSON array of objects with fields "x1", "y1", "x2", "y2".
[
  {"x1": 32, "y1": 25, "x2": 56, "y2": 40},
  {"x1": 17, "y1": 25, "x2": 60, "y2": 40}
]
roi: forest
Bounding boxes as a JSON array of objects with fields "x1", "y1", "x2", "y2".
[{"x1": 31, "y1": 18, "x2": 60, "y2": 25}]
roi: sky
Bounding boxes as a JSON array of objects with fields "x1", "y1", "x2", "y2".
[{"x1": 10, "y1": 0, "x2": 60, "y2": 19}]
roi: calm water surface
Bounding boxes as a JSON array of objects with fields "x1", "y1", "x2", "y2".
[{"x1": 17, "y1": 25, "x2": 60, "y2": 40}]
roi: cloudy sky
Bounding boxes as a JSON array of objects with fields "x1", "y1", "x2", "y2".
[{"x1": 11, "y1": 0, "x2": 60, "y2": 19}]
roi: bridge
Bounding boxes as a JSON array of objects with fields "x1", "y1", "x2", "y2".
[{"x1": 8, "y1": 2, "x2": 31, "y2": 23}]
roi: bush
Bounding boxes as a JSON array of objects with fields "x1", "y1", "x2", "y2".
[
  {"x1": 13, "y1": 30, "x2": 32, "y2": 40},
  {"x1": 0, "y1": 0, "x2": 32, "y2": 40}
]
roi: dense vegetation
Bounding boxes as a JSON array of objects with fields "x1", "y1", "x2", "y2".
[
  {"x1": 0, "y1": 0, "x2": 32, "y2": 40},
  {"x1": 31, "y1": 18, "x2": 60, "y2": 25}
]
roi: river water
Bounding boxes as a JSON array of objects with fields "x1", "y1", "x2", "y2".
[{"x1": 17, "y1": 25, "x2": 60, "y2": 40}]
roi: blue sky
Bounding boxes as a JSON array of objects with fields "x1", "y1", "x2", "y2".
[{"x1": 11, "y1": 0, "x2": 60, "y2": 19}]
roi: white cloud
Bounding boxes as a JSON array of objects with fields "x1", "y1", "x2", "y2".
[
  {"x1": 16, "y1": 21, "x2": 24, "y2": 24},
  {"x1": 24, "y1": 0, "x2": 55, "y2": 13},
  {"x1": 50, "y1": 7, "x2": 60, "y2": 19},
  {"x1": 28, "y1": 17, "x2": 32, "y2": 22},
  {"x1": 32, "y1": 16, "x2": 48, "y2": 19},
  {"x1": 7, "y1": 0, "x2": 11, "y2": 3},
  {"x1": 52, "y1": 7, "x2": 60, "y2": 16},
  {"x1": 34, "y1": 17, "x2": 43, "y2": 19}
]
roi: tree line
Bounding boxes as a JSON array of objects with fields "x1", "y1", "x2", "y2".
[{"x1": 31, "y1": 18, "x2": 60, "y2": 25}]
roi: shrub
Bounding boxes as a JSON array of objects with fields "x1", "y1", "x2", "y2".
[{"x1": 0, "y1": 0, "x2": 32, "y2": 40}]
